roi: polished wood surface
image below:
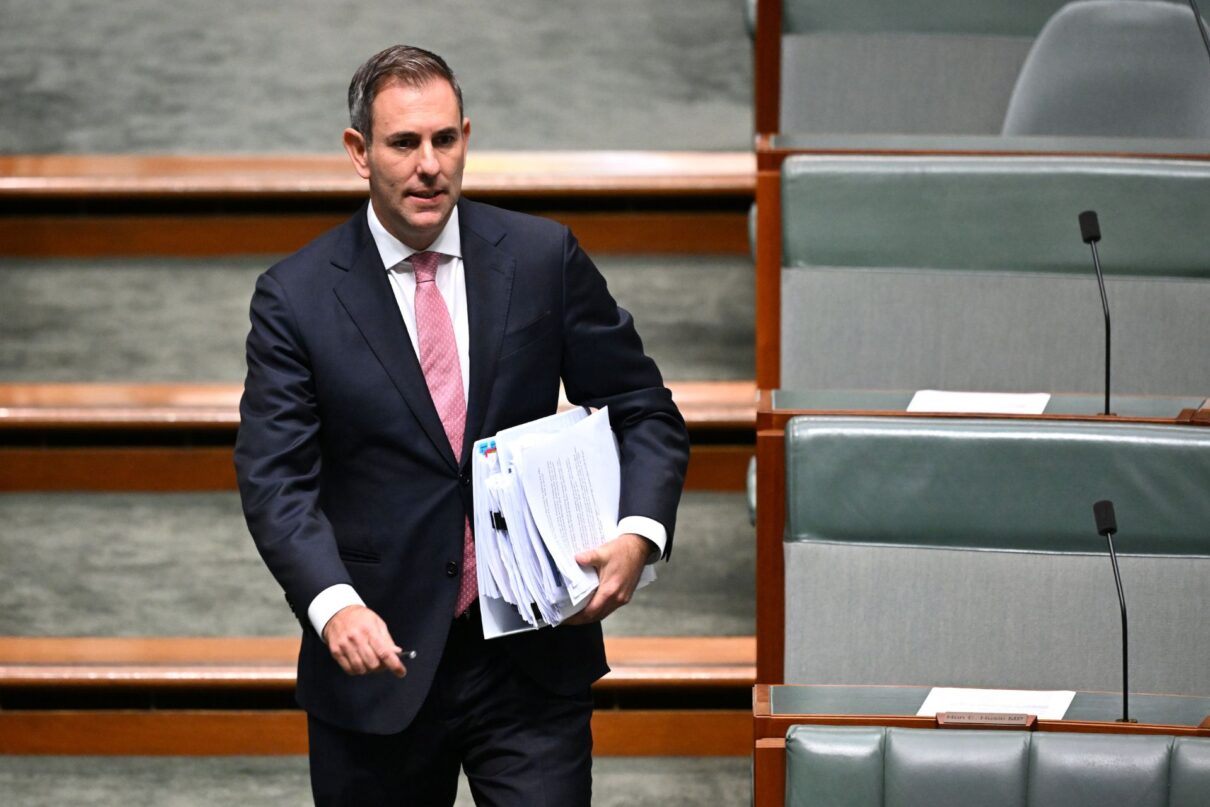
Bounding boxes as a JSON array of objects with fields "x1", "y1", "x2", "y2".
[
  {"x1": 0, "y1": 708, "x2": 749, "y2": 756},
  {"x1": 0, "y1": 151, "x2": 755, "y2": 199},
  {"x1": 751, "y1": 683, "x2": 1210, "y2": 807},
  {"x1": 0, "y1": 636, "x2": 754, "y2": 692},
  {"x1": 0, "y1": 210, "x2": 749, "y2": 257},
  {"x1": 0, "y1": 448, "x2": 239, "y2": 491},
  {"x1": 0, "y1": 381, "x2": 756, "y2": 431},
  {"x1": 0, "y1": 445, "x2": 749, "y2": 492},
  {"x1": 753, "y1": 0, "x2": 782, "y2": 136}
]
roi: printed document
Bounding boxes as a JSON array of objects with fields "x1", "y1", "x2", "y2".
[{"x1": 472, "y1": 406, "x2": 654, "y2": 638}]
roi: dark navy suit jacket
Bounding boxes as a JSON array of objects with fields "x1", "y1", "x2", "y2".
[{"x1": 234, "y1": 198, "x2": 689, "y2": 734}]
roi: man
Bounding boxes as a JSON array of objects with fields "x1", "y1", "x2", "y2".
[{"x1": 234, "y1": 45, "x2": 688, "y2": 806}]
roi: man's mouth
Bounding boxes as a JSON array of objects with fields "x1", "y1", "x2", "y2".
[{"x1": 409, "y1": 189, "x2": 444, "y2": 200}]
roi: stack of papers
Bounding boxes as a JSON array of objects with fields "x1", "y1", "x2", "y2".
[{"x1": 471, "y1": 405, "x2": 655, "y2": 638}]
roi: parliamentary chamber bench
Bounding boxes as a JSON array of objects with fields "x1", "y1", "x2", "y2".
[
  {"x1": 749, "y1": 410, "x2": 1210, "y2": 804},
  {"x1": 779, "y1": 725, "x2": 1210, "y2": 807},
  {"x1": 0, "y1": 151, "x2": 760, "y2": 756}
]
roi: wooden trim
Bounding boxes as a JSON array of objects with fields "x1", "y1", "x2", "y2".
[
  {"x1": 754, "y1": 166, "x2": 782, "y2": 389},
  {"x1": 0, "y1": 709, "x2": 750, "y2": 756},
  {"x1": 0, "y1": 152, "x2": 755, "y2": 200},
  {"x1": 0, "y1": 211, "x2": 749, "y2": 258},
  {"x1": 0, "y1": 636, "x2": 755, "y2": 693},
  {"x1": 0, "y1": 381, "x2": 756, "y2": 432},
  {"x1": 753, "y1": 0, "x2": 783, "y2": 136},
  {"x1": 0, "y1": 448, "x2": 238, "y2": 491},
  {"x1": 753, "y1": 738, "x2": 787, "y2": 807},
  {"x1": 686, "y1": 445, "x2": 752, "y2": 492},
  {"x1": 592, "y1": 710, "x2": 750, "y2": 756},
  {"x1": 755, "y1": 428, "x2": 786, "y2": 683},
  {"x1": 0, "y1": 444, "x2": 754, "y2": 493}
]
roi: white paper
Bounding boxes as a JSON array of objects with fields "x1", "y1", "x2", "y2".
[
  {"x1": 916, "y1": 687, "x2": 1076, "y2": 720},
  {"x1": 471, "y1": 406, "x2": 653, "y2": 639},
  {"x1": 907, "y1": 390, "x2": 1051, "y2": 415}
]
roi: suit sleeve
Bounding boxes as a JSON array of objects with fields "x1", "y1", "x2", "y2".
[
  {"x1": 557, "y1": 229, "x2": 690, "y2": 559},
  {"x1": 234, "y1": 271, "x2": 353, "y2": 627}
]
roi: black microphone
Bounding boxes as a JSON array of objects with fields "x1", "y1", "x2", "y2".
[
  {"x1": 1189, "y1": 1, "x2": 1210, "y2": 70},
  {"x1": 1079, "y1": 211, "x2": 1112, "y2": 416},
  {"x1": 1093, "y1": 500, "x2": 1134, "y2": 723}
]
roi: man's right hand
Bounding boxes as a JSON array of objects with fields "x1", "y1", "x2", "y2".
[{"x1": 322, "y1": 604, "x2": 408, "y2": 678}]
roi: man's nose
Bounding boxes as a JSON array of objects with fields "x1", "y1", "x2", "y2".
[{"x1": 417, "y1": 142, "x2": 440, "y2": 177}]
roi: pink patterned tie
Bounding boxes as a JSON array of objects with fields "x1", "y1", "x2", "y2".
[{"x1": 409, "y1": 251, "x2": 477, "y2": 616}]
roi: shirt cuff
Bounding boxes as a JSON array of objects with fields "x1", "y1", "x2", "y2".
[
  {"x1": 616, "y1": 515, "x2": 667, "y2": 563},
  {"x1": 308, "y1": 584, "x2": 365, "y2": 640}
]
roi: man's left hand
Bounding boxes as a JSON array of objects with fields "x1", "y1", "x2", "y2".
[{"x1": 564, "y1": 533, "x2": 653, "y2": 625}]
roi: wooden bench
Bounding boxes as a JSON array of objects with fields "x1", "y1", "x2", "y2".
[
  {"x1": 0, "y1": 635, "x2": 754, "y2": 756},
  {"x1": 0, "y1": 151, "x2": 754, "y2": 257},
  {"x1": 0, "y1": 381, "x2": 756, "y2": 492}
]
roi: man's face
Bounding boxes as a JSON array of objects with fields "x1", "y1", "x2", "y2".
[{"x1": 343, "y1": 78, "x2": 470, "y2": 250}]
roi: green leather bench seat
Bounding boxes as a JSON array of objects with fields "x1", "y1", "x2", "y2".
[
  {"x1": 780, "y1": 155, "x2": 1210, "y2": 396},
  {"x1": 783, "y1": 416, "x2": 1210, "y2": 694},
  {"x1": 785, "y1": 726, "x2": 1210, "y2": 807}
]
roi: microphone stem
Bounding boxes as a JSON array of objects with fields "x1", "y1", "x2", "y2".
[
  {"x1": 1190, "y1": 0, "x2": 1210, "y2": 70},
  {"x1": 1106, "y1": 531, "x2": 1129, "y2": 723},
  {"x1": 1089, "y1": 242, "x2": 1111, "y2": 416}
]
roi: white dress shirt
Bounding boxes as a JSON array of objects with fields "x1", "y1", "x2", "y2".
[{"x1": 308, "y1": 203, "x2": 667, "y2": 638}]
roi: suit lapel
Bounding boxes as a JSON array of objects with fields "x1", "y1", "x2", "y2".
[
  {"x1": 332, "y1": 219, "x2": 458, "y2": 471},
  {"x1": 461, "y1": 203, "x2": 515, "y2": 468}
]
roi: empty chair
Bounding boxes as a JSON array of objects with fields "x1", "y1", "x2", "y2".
[{"x1": 1003, "y1": 0, "x2": 1210, "y2": 137}]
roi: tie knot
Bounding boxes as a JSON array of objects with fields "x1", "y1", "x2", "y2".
[{"x1": 409, "y1": 251, "x2": 440, "y2": 283}]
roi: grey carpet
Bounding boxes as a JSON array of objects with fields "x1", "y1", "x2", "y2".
[
  {"x1": 0, "y1": 491, "x2": 753, "y2": 637},
  {"x1": 0, "y1": 0, "x2": 752, "y2": 153},
  {"x1": 0, "y1": 255, "x2": 753, "y2": 382},
  {"x1": 0, "y1": 756, "x2": 751, "y2": 806}
]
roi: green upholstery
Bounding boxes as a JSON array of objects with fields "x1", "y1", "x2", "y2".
[
  {"x1": 784, "y1": 418, "x2": 1210, "y2": 554},
  {"x1": 773, "y1": 1, "x2": 1072, "y2": 134},
  {"x1": 779, "y1": 1, "x2": 1067, "y2": 36},
  {"x1": 779, "y1": 155, "x2": 1210, "y2": 395},
  {"x1": 785, "y1": 726, "x2": 1210, "y2": 807},
  {"x1": 781, "y1": 156, "x2": 1210, "y2": 275},
  {"x1": 781, "y1": 417, "x2": 1210, "y2": 695},
  {"x1": 1003, "y1": 1, "x2": 1210, "y2": 137}
]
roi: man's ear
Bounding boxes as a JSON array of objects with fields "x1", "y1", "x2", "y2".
[{"x1": 342, "y1": 128, "x2": 371, "y2": 180}]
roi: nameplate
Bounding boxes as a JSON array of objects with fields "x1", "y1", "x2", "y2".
[{"x1": 937, "y1": 712, "x2": 1037, "y2": 729}]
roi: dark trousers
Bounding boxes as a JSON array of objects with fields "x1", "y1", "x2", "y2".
[{"x1": 308, "y1": 604, "x2": 594, "y2": 807}]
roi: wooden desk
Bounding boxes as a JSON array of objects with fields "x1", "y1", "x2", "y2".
[
  {"x1": 754, "y1": 391, "x2": 1210, "y2": 682},
  {"x1": 753, "y1": 683, "x2": 1210, "y2": 807}
]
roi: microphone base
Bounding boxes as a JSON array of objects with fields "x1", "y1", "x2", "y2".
[{"x1": 1115, "y1": 718, "x2": 1138, "y2": 724}]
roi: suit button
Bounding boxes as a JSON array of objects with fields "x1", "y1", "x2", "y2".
[
  {"x1": 446, "y1": 561, "x2": 459, "y2": 577},
  {"x1": 460, "y1": 473, "x2": 470, "y2": 487}
]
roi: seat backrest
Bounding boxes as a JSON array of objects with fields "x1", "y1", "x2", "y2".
[
  {"x1": 774, "y1": 0, "x2": 1070, "y2": 134},
  {"x1": 785, "y1": 726, "x2": 1210, "y2": 807},
  {"x1": 783, "y1": 416, "x2": 1210, "y2": 695},
  {"x1": 1004, "y1": 1, "x2": 1210, "y2": 137},
  {"x1": 779, "y1": 154, "x2": 1210, "y2": 396}
]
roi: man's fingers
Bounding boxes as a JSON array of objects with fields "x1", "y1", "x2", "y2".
[
  {"x1": 576, "y1": 547, "x2": 602, "y2": 567},
  {"x1": 378, "y1": 647, "x2": 408, "y2": 678}
]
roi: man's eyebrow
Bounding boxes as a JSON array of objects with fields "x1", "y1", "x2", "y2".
[{"x1": 383, "y1": 126, "x2": 460, "y2": 143}]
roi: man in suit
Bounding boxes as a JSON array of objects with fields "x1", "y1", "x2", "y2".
[{"x1": 234, "y1": 45, "x2": 689, "y2": 806}]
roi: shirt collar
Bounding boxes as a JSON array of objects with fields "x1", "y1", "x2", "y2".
[{"x1": 367, "y1": 201, "x2": 463, "y2": 271}]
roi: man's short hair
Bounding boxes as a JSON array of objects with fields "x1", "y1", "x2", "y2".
[{"x1": 347, "y1": 45, "x2": 464, "y2": 141}]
